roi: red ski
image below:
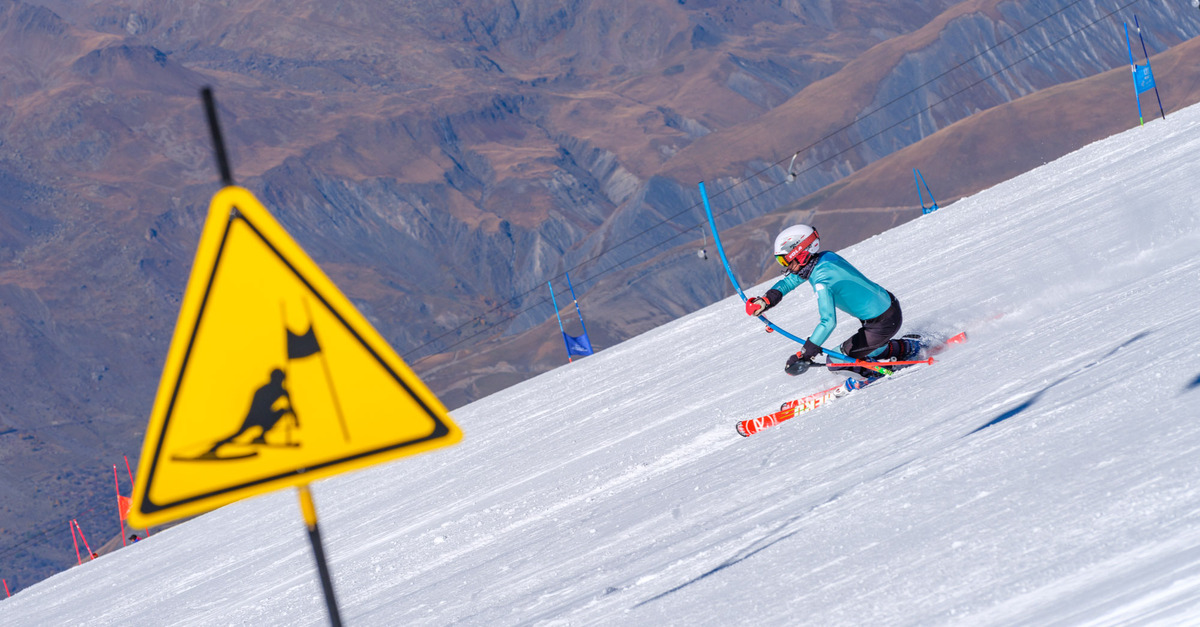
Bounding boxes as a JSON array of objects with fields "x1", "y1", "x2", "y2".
[
  {"x1": 736, "y1": 383, "x2": 844, "y2": 436},
  {"x1": 735, "y1": 332, "x2": 968, "y2": 437}
]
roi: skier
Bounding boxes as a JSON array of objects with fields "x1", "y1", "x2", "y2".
[
  {"x1": 207, "y1": 368, "x2": 296, "y2": 453},
  {"x1": 744, "y1": 224, "x2": 921, "y2": 390}
]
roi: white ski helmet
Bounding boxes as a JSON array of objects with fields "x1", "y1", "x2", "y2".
[{"x1": 773, "y1": 224, "x2": 820, "y2": 267}]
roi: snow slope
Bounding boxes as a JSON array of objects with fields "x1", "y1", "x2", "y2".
[{"x1": 4, "y1": 104, "x2": 1200, "y2": 625}]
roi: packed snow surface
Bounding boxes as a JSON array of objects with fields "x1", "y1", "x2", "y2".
[{"x1": 4, "y1": 104, "x2": 1200, "y2": 625}]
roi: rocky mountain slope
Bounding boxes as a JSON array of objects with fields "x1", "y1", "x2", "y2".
[{"x1": 1, "y1": 0, "x2": 1198, "y2": 591}]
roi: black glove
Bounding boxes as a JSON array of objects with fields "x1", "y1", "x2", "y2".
[
  {"x1": 784, "y1": 353, "x2": 812, "y2": 376},
  {"x1": 800, "y1": 338, "x2": 822, "y2": 360}
]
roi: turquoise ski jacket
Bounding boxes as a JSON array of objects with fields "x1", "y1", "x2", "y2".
[{"x1": 770, "y1": 251, "x2": 891, "y2": 346}]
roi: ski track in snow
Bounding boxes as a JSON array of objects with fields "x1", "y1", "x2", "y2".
[{"x1": 5, "y1": 91, "x2": 1200, "y2": 627}]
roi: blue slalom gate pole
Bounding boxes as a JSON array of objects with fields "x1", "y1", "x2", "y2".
[
  {"x1": 698, "y1": 181, "x2": 748, "y2": 302},
  {"x1": 914, "y1": 169, "x2": 925, "y2": 211},
  {"x1": 1124, "y1": 23, "x2": 1146, "y2": 126},
  {"x1": 914, "y1": 168, "x2": 938, "y2": 214},
  {"x1": 565, "y1": 272, "x2": 589, "y2": 340},
  {"x1": 697, "y1": 181, "x2": 857, "y2": 364},
  {"x1": 1134, "y1": 16, "x2": 1166, "y2": 121},
  {"x1": 548, "y1": 280, "x2": 574, "y2": 363}
]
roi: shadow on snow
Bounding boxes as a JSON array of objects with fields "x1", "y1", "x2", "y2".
[
  {"x1": 632, "y1": 461, "x2": 917, "y2": 608},
  {"x1": 968, "y1": 331, "x2": 1151, "y2": 435}
]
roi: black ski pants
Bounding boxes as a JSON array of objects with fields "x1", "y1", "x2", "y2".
[{"x1": 829, "y1": 292, "x2": 903, "y2": 378}]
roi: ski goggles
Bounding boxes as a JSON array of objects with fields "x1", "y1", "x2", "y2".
[{"x1": 775, "y1": 246, "x2": 811, "y2": 267}]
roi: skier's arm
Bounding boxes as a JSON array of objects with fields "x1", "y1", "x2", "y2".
[
  {"x1": 748, "y1": 272, "x2": 806, "y2": 315},
  {"x1": 280, "y1": 389, "x2": 297, "y2": 425},
  {"x1": 770, "y1": 273, "x2": 805, "y2": 296},
  {"x1": 808, "y1": 283, "x2": 837, "y2": 346}
]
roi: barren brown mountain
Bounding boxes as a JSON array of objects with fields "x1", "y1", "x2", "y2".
[{"x1": 1, "y1": 0, "x2": 1198, "y2": 591}]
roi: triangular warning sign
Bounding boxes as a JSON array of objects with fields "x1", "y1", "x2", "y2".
[{"x1": 128, "y1": 186, "x2": 461, "y2": 528}]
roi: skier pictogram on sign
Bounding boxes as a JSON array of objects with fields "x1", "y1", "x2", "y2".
[
  {"x1": 127, "y1": 186, "x2": 461, "y2": 528},
  {"x1": 172, "y1": 365, "x2": 297, "y2": 462}
]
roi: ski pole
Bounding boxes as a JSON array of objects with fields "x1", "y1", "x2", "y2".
[
  {"x1": 789, "y1": 355, "x2": 932, "y2": 376},
  {"x1": 823, "y1": 358, "x2": 935, "y2": 368},
  {"x1": 813, "y1": 347, "x2": 896, "y2": 374},
  {"x1": 818, "y1": 346, "x2": 905, "y2": 366}
]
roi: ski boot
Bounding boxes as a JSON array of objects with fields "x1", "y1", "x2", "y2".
[
  {"x1": 845, "y1": 376, "x2": 878, "y2": 391},
  {"x1": 893, "y1": 334, "x2": 925, "y2": 360},
  {"x1": 875, "y1": 335, "x2": 924, "y2": 370},
  {"x1": 835, "y1": 374, "x2": 879, "y2": 397}
]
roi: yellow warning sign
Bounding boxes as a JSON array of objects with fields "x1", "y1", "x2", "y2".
[{"x1": 128, "y1": 186, "x2": 461, "y2": 528}]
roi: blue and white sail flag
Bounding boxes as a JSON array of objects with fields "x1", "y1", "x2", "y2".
[{"x1": 1133, "y1": 64, "x2": 1156, "y2": 94}]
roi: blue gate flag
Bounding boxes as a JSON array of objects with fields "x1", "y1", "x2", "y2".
[
  {"x1": 1133, "y1": 15, "x2": 1166, "y2": 121},
  {"x1": 562, "y1": 332, "x2": 593, "y2": 357},
  {"x1": 549, "y1": 275, "x2": 594, "y2": 362},
  {"x1": 914, "y1": 168, "x2": 939, "y2": 215},
  {"x1": 1133, "y1": 64, "x2": 1156, "y2": 94},
  {"x1": 1124, "y1": 18, "x2": 1166, "y2": 124}
]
